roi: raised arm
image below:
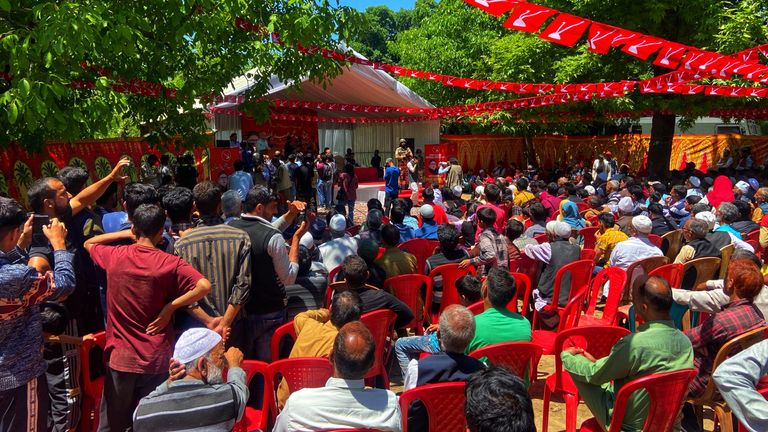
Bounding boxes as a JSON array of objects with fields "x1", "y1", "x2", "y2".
[{"x1": 70, "y1": 158, "x2": 130, "y2": 215}]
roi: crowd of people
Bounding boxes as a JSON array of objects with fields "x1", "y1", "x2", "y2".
[{"x1": 2, "y1": 143, "x2": 768, "y2": 432}]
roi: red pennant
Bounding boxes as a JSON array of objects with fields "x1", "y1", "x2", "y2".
[
  {"x1": 622, "y1": 36, "x2": 665, "y2": 60},
  {"x1": 678, "y1": 152, "x2": 688, "y2": 171},
  {"x1": 503, "y1": 3, "x2": 556, "y2": 33},
  {"x1": 463, "y1": 0, "x2": 520, "y2": 17},
  {"x1": 587, "y1": 23, "x2": 620, "y2": 54},
  {"x1": 538, "y1": 13, "x2": 590, "y2": 47},
  {"x1": 608, "y1": 29, "x2": 640, "y2": 48},
  {"x1": 699, "y1": 153, "x2": 708, "y2": 172}
]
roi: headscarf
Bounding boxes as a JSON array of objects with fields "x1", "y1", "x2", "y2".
[
  {"x1": 705, "y1": 176, "x2": 734, "y2": 208},
  {"x1": 560, "y1": 201, "x2": 585, "y2": 229}
]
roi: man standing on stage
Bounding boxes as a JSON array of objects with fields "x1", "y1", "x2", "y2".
[{"x1": 395, "y1": 138, "x2": 413, "y2": 191}]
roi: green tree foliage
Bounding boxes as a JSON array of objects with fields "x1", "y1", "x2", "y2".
[
  {"x1": 347, "y1": 5, "x2": 413, "y2": 64},
  {"x1": 0, "y1": 0, "x2": 362, "y2": 151},
  {"x1": 389, "y1": 0, "x2": 768, "y2": 176}
]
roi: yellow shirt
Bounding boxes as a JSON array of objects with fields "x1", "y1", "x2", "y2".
[
  {"x1": 595, "y1": 227, "x2": 629, "y2": 262},
  {"x1": 514, "y1": 190, "x2": 536, "y2": 207},
  {"x1": 375, "y1": 248, "x2": 417, "y2": 279}
]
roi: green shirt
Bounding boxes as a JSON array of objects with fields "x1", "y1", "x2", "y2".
[
  {"x1": 561, "y1": 320, "x2": 694, "y2": 431},
  {"x1": 466, "y1": 307, "x2": 532, "y2": 354}
]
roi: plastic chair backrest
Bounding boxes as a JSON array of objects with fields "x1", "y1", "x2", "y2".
[
  {"x1": 747, "y1": 229, "x2": 760, "y2": 247},
  {"x1": 384, "y1": 274, "x2": 431, "y2": 331},
  {"x1": 233, "y1": 360, "x2": 269, "y2": 432},
  {"x1": 325, "y1": 281, "x2": 348, "y2": 308},
  {"x1": 510, "y1": 253, "x2": 542, "y2": 288},
  {"x1": 558, "y1": 286, "x2": 589, "y2": 331},
  {"x1": 427, "y1": 263, "x2": 477, "y2": 318},
  {"x1": 580, "y1": 248, "x2": 597, "y2": 261},
  {"x1": 746, "y1": 239, "x2": 759, "y2": 251},
  {"x1": 576, "y1": 202, "x2": 590, "y2": 212},
  {"x1": 719, "y1": 244, "x2": 736, "y2": 279},
  {"x1": 270, "y1": 321, "x2": 297, "y2": 361},
  {"x1": 661, "y1": 229, "x2": 684, "y2": 260},
  {"x1": 80, "y1": 332, "x2": 106, "y2": 432},
  {"x1": 588, "y1": 215, "x2": 599, "y2": 226},
  {"x1": 268, "y1": 357, "x2": 333, "y2": 421},
  {"x1": 549, "y1": 259, "x2": 594, "y2": 309},
  {"x1": 681, "y1": 256, "x2": 721, "y2": 291},
  {"x1": 607, "y1": 369, "x2": 697, "y2": 432},
  {"x1": 328, "y1": 265, "x2": 343, "y2": 283},
  {"x1": 623, "y1": 255, "x2": 670, "y2": 304},
  {"x1": 552, "y1": 326, "x2": 630, "y2": 392},
  {"x1": 398, "y1": 382, "x2": 466, "y2": 432},
  {"x1": 467, "y1": 301, "x2": 485, "y2": 315},
  {"x1": 360, "y1": 309, "x2": 397, "y2": 381},
  {"x1": 648, "y1": 263, "x2": 684, "y2": 289},
  {"x1": 692, "y1": 326, "x2": 768, "y2": 404},
  {"x1": 534, "y1": 233, "x2": 548, "y2": 244},
  {"x1": 738, "y1": 376, "x2": 768, "y2": 432},
  {"x1": 399, "y1": 238, "x2": 440, "y2": 274},
  {"x1": 509, "y1": 272, "x2": 532, "y2": 315},
  {"x1": 469, "y1": 342, "x2": 543, "y2": 387},
  {"x1": 580, "y1": 226, "x2": 600, "y2": 250},
  {"x1": 647, "y1": 234, "x2": 663, "y2": 248},
  {"x1": 585, "y1": 267, "x2": 627, "y2": 325}
]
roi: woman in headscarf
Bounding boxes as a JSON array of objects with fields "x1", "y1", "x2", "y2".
[
  {"x1": 559, "y1": 200, "x2": 586, "y2": 229},
  {"x1": 704, "y1": 175, "x2": 734, "y2": 208}
]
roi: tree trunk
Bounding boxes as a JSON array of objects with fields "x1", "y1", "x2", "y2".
[
  {"x1": 648, "y1": 112, "x2": 676, "y2": 179},
  {"x1": 523, "y1": 134, "x2": 536, "y2": 167}
]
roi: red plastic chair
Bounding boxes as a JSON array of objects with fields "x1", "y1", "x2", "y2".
[
  {"x1": 509, "y1": 253, "x2": 542, "y2": 296},
  {"x1": 361, "y1": 309, "x2": 396, "y2": 388},
  {"x1": 399, "y1": 382, "x2": 466, "y2": 432},
  {"x1": 328, "y1": 264, "x2": 343, "y2": 284},
  {"x1": 737, "y1": 376, "x2": 768, "y2": 432},
  {"x1": 648, "y1": 234, "x2": 663, "y2": 248},
  {"x1": 510, "y1": 272, "x2": 532, "y2": 316},
  {"x1": 399, "y1": 238, "x2": 439, "y2": 274},
  {"x1": 426, "y1": 263, "x2": 476, "y2": 323},
  {"x1": 580, "y1": 226, "x2": 600, "y2": 250},
  {"x1": 467, "y1": 301, "x2": 485, "y2": 315},
  {"x1": 532, "y1": 260, "x2": 594, "y2": 330},
  {"x1": 469, "y1": 342, "x2": 543, "y2": 388},
  {"x1": 588, "y1": 215, "x2": 600, "y2": 226},
  {"x1": 541, "y1": 326, "x2": 630, "y2": 432},
  {"x1": 384, "y1": 274, "x2": 432, "y2": 334},
  {"x1": 270, "y1": 321, "x2": 297, "y2": 361},
  {"x1": 376, "y1": 247, "x2": 386, "y2": 260},
  {"x1": 233, "y1": 360, "x2": 269, "y2": 432},
  {"x1": 579, "y1": 267, "x2": 627, "y2": 327},
  {"x1": 534, "y1": 233, "x2": 548, "y2": 244},
  {"x1": 523, "y1": 218, "x2": 534, "y2": 230},
  {"x1": 580, "y1": 248, "x2": 596, "y2": 261},
  {"x1": 80, "y1": 332, "x2": 106, "y2": 432},
  {"x1": 531, "y1": 286, "x2": 590, "y2": 355},
  {"x1": 268, "y1": 357, "x2": 334, "y2": 422},
  {"x1": 579, "y1": 369, "x2": 697, "y2": 432},
  {"x1": 747, "y1": 228, "x2": 760, "y2": 246},
  {"x1": 576, "y1": 201, "x2": 590, "y2": 213},
  {"x1": 747, "y1": 239, "x2": 759, "y2": 252},
  {"x1": 346, "y1": 224, "x2": 361, "y2": 236},
  {"x1": 648, "y1": 263, "x2": 684, "y2": 289}
]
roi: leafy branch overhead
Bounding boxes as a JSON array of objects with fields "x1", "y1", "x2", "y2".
[{"x1": 0, "y1": 0, "x2": 364, "y2": 150}]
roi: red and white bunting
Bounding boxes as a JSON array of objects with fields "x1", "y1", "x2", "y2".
[
  {"x1": 539, "y1": 13, "x2": 591, "y2": 47},
  {"x1": 463, "y1": 0, "x2": 520, "y2": 17},
  {"x1": 503, "y1": 3, "x2": 556, "y2": 33},
  {"x1": 622, "y1": 35, "x2": 665, "y2": 60}
]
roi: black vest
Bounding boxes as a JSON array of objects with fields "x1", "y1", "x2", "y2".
[
  {"x1": 416, "y1": 352, "x2": 484, "y2": 387},
  {"x1": 706, "y1": 231, "x2": 732, "y2": 251},
  {"x1": 230, "y1": 217, "x2": 286, "y2": 314},
  {"x1": 681, "y1": 238, "x2": 722, "y2": 290},
  {"x1": 537, "y1": 240, "x2": 581, "y2": 306}
]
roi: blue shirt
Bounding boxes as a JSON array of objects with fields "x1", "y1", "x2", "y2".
[
  {"x1": 415, "y1": 220, "x2": 439, "y2": 240},
  {"x1": 716, "y1": 224, "x2": 742, "y2": 238},
  {"x1": 395, "y1": 223, "x2": 416, "y2": 243},
  {"x1": 228, "y1": 171, "x2": 253, "y2": 201},
  {"x1": 384, "y1": 166, "x2": 400, "y2": 194}
]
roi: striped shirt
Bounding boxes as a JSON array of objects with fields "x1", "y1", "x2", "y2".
[
  {"x1": 133, "y1": 367, "x2": 248, "y2": 432},
  {"x1": 174, "y1": 224, "x2": 252, "y2": 317}
]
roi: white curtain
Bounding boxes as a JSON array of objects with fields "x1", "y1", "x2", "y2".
[{"x1": 319, "y1": 123, "x2": 353, "y2": 156}]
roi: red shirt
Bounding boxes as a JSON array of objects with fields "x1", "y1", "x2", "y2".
[
  {"x1": 417, "y1": 203, "x2": 449, "y2": 227},
  {"x1": 90, "y1": 244, "x2": 203, "y2": 374},
  {"x1": 475, "y1": 203, "x2": 507, "y2": 241}
]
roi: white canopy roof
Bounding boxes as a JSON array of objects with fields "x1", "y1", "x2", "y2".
[{"x1": 214, "y1": 46, "x2": 434, "y2": 119}]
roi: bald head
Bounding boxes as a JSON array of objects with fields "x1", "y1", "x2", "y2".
[
  {"x1": 439, "y1": 305, "x2": 476, "y2": 353},
  {"x1": 633, "y1": 275, "x2": 673, "y2": 321},
  {"x1": 331, "y1": 321, "x2": 375, "y2": 380}
]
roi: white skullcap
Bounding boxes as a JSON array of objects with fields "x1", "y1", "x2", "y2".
[
  {"x1": 688, "y1": 176, "x2": 701, "y2": 187},
  {"x1": 695, "y1": 211, "x2": 717, "y2": 231},
  {"x1": 475, "y1": 186, "x2": 485, "y2": 196},
  {"x1": 420, "y1": 204, "x2": 435, "y2": 219},
  {"x1": 584, "y1": 185, "x2": 596, "y2": 195},
  {"x1": 545, "y1": 220, "x2": 558, "y2": 236},
  {"x1": 631, "y1": 215, "x2": 653, "y2": 234},
  {"x1": 735, "y1": 180, "x2": 749, "y2": 194},
  {"x1": 554, "y1": 221, "x2": 572, "y2": 239},
  {"x1": 329, "y1": 214, "x2": 347, "y2": 233},
  {"x1": 173, "y1": 328, "x2": 221, "y2": 364},
  {"x1": 300, "y1": 232, "x2": 315, "y2": 249},
  {"x1": 452, "y1": 185, "x2": 463, "y2": 197},
  {"x1": 618, "y1": 197, "x2": 634, "y2": 213}
]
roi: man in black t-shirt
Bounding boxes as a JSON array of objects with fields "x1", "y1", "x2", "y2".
[{"x1": 425, "y1": 224, "x2": 469, "y2": 309}]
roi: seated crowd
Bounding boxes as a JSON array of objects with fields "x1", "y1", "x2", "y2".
[{"x1": 2, "y1": 151, "x2": 768, "y2": 432}]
